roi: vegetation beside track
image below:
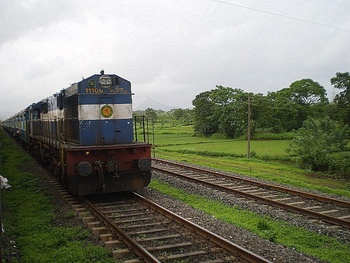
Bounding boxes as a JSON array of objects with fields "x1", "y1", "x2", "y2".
[
  {"x1": 149, "y1": 124, "x2": 350, "y2": 262},
  {"x1": 149, "y1": 178, "x2": 350, "y2": 263},
  {"x1": 152, "y1": 125, "x2": 350, "y2": 198},
  {"x1": 0, "y1": 129, "x2": 114, "y2": 263}
]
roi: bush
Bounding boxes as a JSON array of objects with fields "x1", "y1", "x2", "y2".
[
  {"x1": 210, "y1": 133, "x2": 228, "y2": 139},
  {"x1": 329, "y1": 152, "x2": 350, "y2": 179},
  {"x1": 288, "y1": 117, "x2": 349, "y2": 173}
]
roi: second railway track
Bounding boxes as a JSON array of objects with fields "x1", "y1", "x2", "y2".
[{"x1": 152, "y1": 158, "x2": 350, "y2": 229}]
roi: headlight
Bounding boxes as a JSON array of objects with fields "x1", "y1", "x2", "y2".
[
  {"x1": 138, "y1": 158, "x2": 151, "y2": 171},
  {"x1": 99, "y1": 75, "x2": 112, "y2": 88},
  {"x1": 77, "y1": 161, "x2": 92, "y2": 176}
]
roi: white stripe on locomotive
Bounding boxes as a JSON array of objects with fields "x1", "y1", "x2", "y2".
[{"x1": 78, "y1": 103, "x2": 132, "y2": 120}]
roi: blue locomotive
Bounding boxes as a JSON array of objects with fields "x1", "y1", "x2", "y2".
[{"x1": 1, "y1": 71, "x2": 152, "y2": 195}]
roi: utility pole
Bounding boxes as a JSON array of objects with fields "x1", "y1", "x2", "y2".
[{"x1": 247, "y1": 93, "x2": 251, "y2": 159}]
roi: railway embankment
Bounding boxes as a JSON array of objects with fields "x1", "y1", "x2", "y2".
[{"x1": 0, "y1": 129, "x2": 114, "y2": 262}]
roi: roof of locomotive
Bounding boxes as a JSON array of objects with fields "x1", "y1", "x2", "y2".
[
  {"x1": 64, "y1": 73, "x2": 131, "y2": 97},
  {"x1": 4, "y1": 72, "x2": 130, "y2": 121}
]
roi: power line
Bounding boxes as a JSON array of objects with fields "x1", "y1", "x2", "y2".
[
  {"x1": 208, "y1": 0, "x2": 350, "y2": 33},
  {"x1": 324, "y1": 0, "x2": 350, "y2": 7}
]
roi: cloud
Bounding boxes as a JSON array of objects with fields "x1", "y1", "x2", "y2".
[
  {"x1": 0, "y1": 0, "x2": 79, "y2": 45},
  {"x1": 0, "y1": 0, "x2": 349, "y2": 118}
]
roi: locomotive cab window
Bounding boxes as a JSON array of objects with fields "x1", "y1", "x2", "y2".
[
  {"x1": 41, "y1": 102, "x2": 48, "y2": 114},
  {"x1": 33, "y1": 110, "x2": 40, "y2": 120},
  {"x1": 57, "y1": 93, "x2": 64, "y2": 110}
]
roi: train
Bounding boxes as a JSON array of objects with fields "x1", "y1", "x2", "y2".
[{"x1": 1, "y1": 71, "x2": 152, "y2": 195}]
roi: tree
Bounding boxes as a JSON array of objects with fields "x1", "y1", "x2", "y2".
[
  {"x1": 268, "y1": 79, "x2": 328, "y2": 132},
  {"x1": 192, "y1": 86, "x2": 248, "y2": 138},
  {"x1": 288, "y1": 117, "x2": 348, "y2": 172},
  {"x1": 331, "y1": 72, "x2": 350, "y2": 95},
  {"x1": 289, "y1": 79, "x2": 328, "y2": 105},
  {"x1": 192, "y1": 91, "x2": 219, "y2": 136},
  {"x1": 267, "y1": 90, "x2": 301, "y2": 131},
  {"x1": 251, "y1": 93, "x2": 279, "y2": 132},
  {"x1": 217, "y1": 88, "x2": 247, "y2": 138},
  {"x1": 331, "y1": 72, "x2": 350, "y2": 125},
  {"x1": 144, "y1": 108, "x2": 158, "y2": 122},
  {"x1": 169, "y1": 108, "x2": 194, "y2": 125}
]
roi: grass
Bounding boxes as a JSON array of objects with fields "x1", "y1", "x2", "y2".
[
  {"x1": 158, "y1": 139, "x2": 290, "y2": 157},
  {"x1": 149, "y1": 178, "x2": 350, "y2": 263},
  {"x1": 0, "y1": 130, "x2": 114, "y2": 263},
  {"x1": 152, "y1": 124, "x2": 194, "y2": 135},
  {"x1": 152, "y1": 126, "x2": 350, "y2": 198},
  {"x1": 149, "y1": 125, "x2": 350, "y2": 262}
]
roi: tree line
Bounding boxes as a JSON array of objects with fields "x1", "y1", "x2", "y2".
[
  {"x1": 192, "y1": 72, "x2": 350, "y2": 137},
  {"x1": 140, "y1": 72, "x2": 350, "y2": 137},
  {"x1": 139, "y1": 72, "x2": 350, "y2": 176}
]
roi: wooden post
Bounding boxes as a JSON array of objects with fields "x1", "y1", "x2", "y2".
[{"x1": 247, "y1": 93, "x2": 251, "y2": 159}]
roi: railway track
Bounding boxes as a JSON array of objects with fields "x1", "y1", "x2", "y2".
[
  {"x1": 51, "y1": 181, "x2": 271, "y2": 262},
  {"x1": 152, "y1": 158, "x2": 350, "y2": 229}
]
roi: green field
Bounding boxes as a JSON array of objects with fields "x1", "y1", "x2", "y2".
[
  {"x1": 151, "y1": 125, "x2": 350, "y2": 198},
  {"x1": 148, "y1": 125, "x2": 350, "y2": 263},
  {"x1": 157, "y1": 137, "x2": 290, "y2": 157}
]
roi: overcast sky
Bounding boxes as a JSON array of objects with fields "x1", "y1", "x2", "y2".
[{"x1": 1, "y1": 0, "x2": 349, "y2": 119}]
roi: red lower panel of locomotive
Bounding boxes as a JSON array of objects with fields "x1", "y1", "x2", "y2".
[{"x1": 63, "y1": 144, "x2": 152, "y2": 195}]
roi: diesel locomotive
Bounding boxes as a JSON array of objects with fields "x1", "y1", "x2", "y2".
[{"x1": 1, "y1": 71, "x2": 152, "y2": 195}]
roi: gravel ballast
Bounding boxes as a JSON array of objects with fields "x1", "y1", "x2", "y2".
[{"x1": 139, "y1": 169, "x2": 350, "y2": 263}]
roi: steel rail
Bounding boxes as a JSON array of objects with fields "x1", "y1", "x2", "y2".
[
  {"x1": 153, "y1": 158, "x2": 350, "y2": 208},
  {"x1": 133, "y1": 192, "x2": 272, "y2": 263},
  {"x1": 153, "y1": 160, "x2": 350, "y2": 229},
  {"x1": 82, "y1": 198, "x2": 161, "y2": 263}
]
